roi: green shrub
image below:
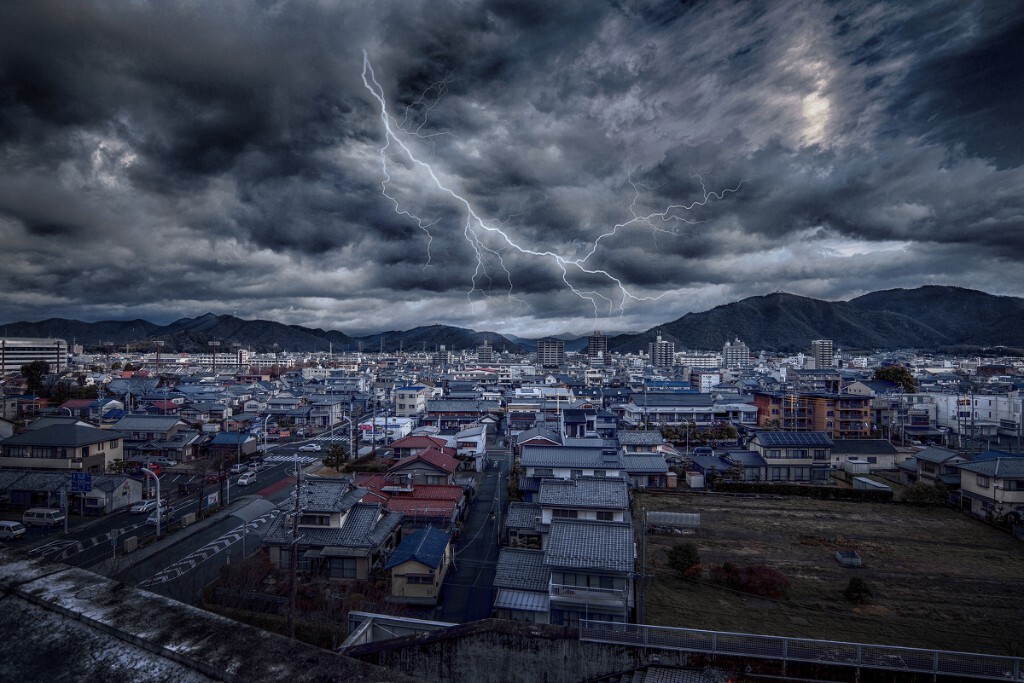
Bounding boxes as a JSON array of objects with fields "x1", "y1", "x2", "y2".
[{"x1": 667, "y1": 542, "x2": 701, "y2": 576}]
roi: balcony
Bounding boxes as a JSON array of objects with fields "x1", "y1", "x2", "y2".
[{"x1": 549, "y1": 579, "x2": 629, "y2": 608}]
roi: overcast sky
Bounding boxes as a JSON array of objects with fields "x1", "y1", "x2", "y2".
[{"x1": 1, "y1": 1, "x2": 1022, "y2": 337}]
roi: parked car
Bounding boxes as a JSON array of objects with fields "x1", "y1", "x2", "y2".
[
  {"x1": 298, "y1": 443, "x2": 321, "y2": 452},
  {"x1": 237, "y1": 471, "x2": 258, "y2": 486},
  {"x1": 692, "y1": 446, "x2": 715, "y2": 457},
  {"x1": 229, "y1": 463, "x2": 249, "y2": 474},
  {"x1": 130, "y1": 499, "x2": 166, "y2": 514},
  {"x1": 0, "y1": 520, "x2": 27, "y2": 540},
  {"x1": 178, "y1": 480, "x2": 198, "y2": 495},
  {"x1": 22, "y1": 508, "x2": 66, "y2": 528},
  {"x1": 155, "y1": 458, "x2": 178, "y2": 467},
  {"x1": 206, "y1": 472, "x2": 224, "y2": 484}
]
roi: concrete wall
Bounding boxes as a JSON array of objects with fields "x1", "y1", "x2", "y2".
[{"x1": 347, "y1": 619, "x2": 693, "y2": 683}]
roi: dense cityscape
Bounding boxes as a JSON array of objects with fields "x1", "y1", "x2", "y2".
[
  {"x1": 3, "y1": 0, "x2": 1024, "y2": 681},
  {"x1": 1, "y1": 323, "x2": 1022, "y2": 681}
]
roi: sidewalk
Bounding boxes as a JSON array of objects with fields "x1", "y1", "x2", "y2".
[{"x1": 98, "y1": 498, "x2": 254, "y2": 578}]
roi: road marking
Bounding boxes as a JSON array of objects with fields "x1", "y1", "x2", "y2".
[
  {"x1": 261, "y1": 454, "x2": 320, "y2": 464},
  {"x1": 137, "y1": 509, "x2": 281, "y2": 587},
  {"x1": 28, "y1": 539, "x2": 77, "y2": 558}
]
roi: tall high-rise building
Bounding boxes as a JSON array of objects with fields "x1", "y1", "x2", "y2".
[
  {"x1": 648, "y1": 332, "x2": 675, "y2": 368},
  {"x1": 722, "y1": 337, "x2": 750, "y2": 368},
  {"x1": 477, "y1": 340, "x2": 494, "y2": 363},
  {"x1": 537, "y1": 339, "x2": 565, "y2": 368},
  {"x1": 810, "y1": 339, "x2": 834, "y2": 369},
  {"x1": 587, "y1": 331, "x2": 609, "y2": 366}
]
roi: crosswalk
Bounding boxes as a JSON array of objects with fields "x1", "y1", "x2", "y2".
[
  {"x1": 29, "y1": 524, "x2": 146, "y2": 562},
  {"x1": 261, "y1": 454, "x2": 320, "y2": 465},
  {"x1": 138, "y1": 509, "x2": 281, "y2": 588}
]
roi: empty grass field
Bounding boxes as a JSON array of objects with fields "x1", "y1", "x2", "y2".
[{"x1": 635, "y1": 491, "x2": 1024, "y2": 657}]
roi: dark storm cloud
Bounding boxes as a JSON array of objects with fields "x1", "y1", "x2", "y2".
[{"x1": 0, "y1": 0, "x2": 1022, "y2": 336}]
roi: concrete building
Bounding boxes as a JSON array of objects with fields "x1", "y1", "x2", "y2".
[
  {"x1": 537, "y1": 340, "x2": 565, "y2": 368},
  {"x1": 648, "y1": 332, "x2": 675, "y2": 368},
  {"x1": 0, "y1": 337, "x2": 68, "y2": 375},
  {"x1": 810, "y1": 339, "x2": 834, "y2": 369},
  {"x1": 722, "y1": 337, "x2": 750, "y2": 368},
  {"x1": 587, "y1": 332, "x2": 609, "y2": 366}
]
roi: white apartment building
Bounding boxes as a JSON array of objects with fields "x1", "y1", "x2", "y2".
[{"x1": 1, "y1": 337, "x2": 69, "y2": 375}]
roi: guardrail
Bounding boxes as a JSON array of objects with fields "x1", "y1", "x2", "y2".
[{"x1": 579, "y1": 620, "x2": 1023, "y2": 681}]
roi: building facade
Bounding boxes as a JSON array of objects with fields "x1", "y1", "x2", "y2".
[{"x1": 1, "y1": 337, "x2": 68, "y2": 375}]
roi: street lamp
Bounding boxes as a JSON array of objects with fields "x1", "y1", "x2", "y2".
[{"x1": 141, "y1": 467, "x2": 162, "y2": 539}]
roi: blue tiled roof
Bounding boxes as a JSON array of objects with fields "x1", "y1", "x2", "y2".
[{"x1": 384, "y1": 526, "x2": 451, "y2": 570}]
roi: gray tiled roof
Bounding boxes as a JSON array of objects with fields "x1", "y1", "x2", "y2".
[
  {"x1": 334, "y1": 504, "x2": 404, "y2": 547},
  {"x1": 621, "y1": 454, "x2": 670, "y2": 474},
  {"x1": 539, "y1": 478, "x2": 628, "y2": 509},
  {"x1": 516, "y1": 426, "x2": 561, "y2": 444},
  {"x1": 494, "y1": 548, "x2": 550, "y2": 592},
  {"x1": 112, "y1": 415, "x2": 185, "y2": 432},
  {"x1": 504, "y1": 502, "x2": 541, "y2": 529},
  {"x1": 1, "y1": 424, "x2": 123, "y2": 447},
  {"x1": 914, "y1": 446, "x2": 963, "y2": 464},
  {"x1": 300, "y1": 479, "x2": 367, "y2": 513},
  {"x1": 617, "y1": 431, "x2": 667, "y2": 446},
  {"x1": 520, "y1": 446, "x2": 623, "y2": 469},
  {"x1": 544, "y1": 519, "x2": 634, "y2": 573},
  {"x1": 724, "y1": 450, "x2": 767, "y2": 467},
  {"x1": 831, "y1": 439, "x2": 898, "y2": 455},
  {"x1": 958, "y1": 457, "x2": 1024, "y2": 478}
]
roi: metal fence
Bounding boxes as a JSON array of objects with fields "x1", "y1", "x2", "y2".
[{"x1": 579, "y1": 620, "x2": 1023, "y2": 681}]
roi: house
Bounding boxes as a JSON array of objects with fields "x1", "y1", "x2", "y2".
[
  {"x1": 537, "y1": 477, "x2": 629, "y2": 528},
  {"x1": 721, "y1": 450, "x2": 768, "y2": 482},
  {"x1": 355, "y1": 473, "x2": 467, "y2": 531},
  {"x1": 387, "y1": 448, "x2": 459, "y2": 486},
  {"x1": 902, "y1": 446, "x2": 971, "y2": 487},
  {"x1": 0, "y1": 469, "x2": 143, "y2": 513},
  {"x1": 492, "y1": 548, "x2": 551, "y2": 623},
  {"x1": 393, "y1": 385, "x2": 430, "y2": 418},
  {"x1": 384, "y1": 526, "x2": 453, "y2": 605},
  {"x1": 262, "y1": 479, "x2": 403, "y2": 582},
  {"x1": 390, "y1": 435, "x2": 454, "y2": 461},
  {"x1": 544, "y1": 519, "x2": 634, "y2": 626},
  {"x1": 619, "y1": 453, "x2": 670, "y2": 489},
  {"x1": 830, "y1": 439, "x2": 900, "y2": 470},
  {"x1": 207, "y1": 431, "x2": 259, "y2": 462},
  {"x1": 493, "y1": 519, "x2": 635, "y2": 626},
  {"x1": 454, "y1": 425, "x2": 488, "y2": 471},
  {"x1": 111, "y1": 415, "x2": 194, "y2": 462},
  {"x1": 958, "y1": 457, "x2": 1024, "y2": 522},
  {"x1": 422, "y1": 399, "x2": 501, "y2": 433},
  {"x1": 0, "y1": 424, "x2": 125, "y2": 472},
  {"x1": 503, "y1": 502, "x2": 544, "y2": 549},
  {"x1": 616, "y1": 430, "x2": 667, "y2": 454},
  {"x1": 513, "y1": 426, "x2": 561, "y2": 454},
  {"x1": 746, "y1": 431, "x2": 833, "y2": 483}
]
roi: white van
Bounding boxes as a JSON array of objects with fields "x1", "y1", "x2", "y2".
[
  {"x1": 22, "y1": 508, "x2": 66, "y2": 528},
  {"x1": 0, "y1": 520, "x2": 27, "y2": 540}
]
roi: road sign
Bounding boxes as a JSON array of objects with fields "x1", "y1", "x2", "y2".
[{"x1": 70, "y1": 472, "x2": 93, "y2": 493}]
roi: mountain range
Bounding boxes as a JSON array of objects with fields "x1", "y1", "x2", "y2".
[{"x1": 2, "y1": 286, "x2": 1023, "y2": 355}]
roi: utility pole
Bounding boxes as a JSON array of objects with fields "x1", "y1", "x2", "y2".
[{"x1": 287, "y1": 448, "x2": 301, "y2": 639}]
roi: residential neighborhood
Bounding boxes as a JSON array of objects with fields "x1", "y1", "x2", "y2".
[{"x1": 1, "y1": 332, "x2": 1023, "y2": 682}]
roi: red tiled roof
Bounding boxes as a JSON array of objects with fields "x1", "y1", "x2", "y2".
[
  {"x1": 60, "y1": 399, "x2": 95, "y2": 409},
  {"x1": 388, "y1": 447, "x2": 458, "y2": 475},
  {"x1": 391, "y1": 435, "x2": 448, "y2": 450}
]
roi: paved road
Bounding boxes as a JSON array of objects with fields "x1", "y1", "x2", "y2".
[{"x1": 437, "y1": 447, "x2": 510, "y2": 623}]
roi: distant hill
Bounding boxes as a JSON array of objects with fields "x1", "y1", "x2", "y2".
[
  {"x1": 608, "y1": 286, "x2": 1024, "y2": 353},
  {"x1": 0, "y1": 314, "x2": 520, "y2": 354},
  {"x1": 3, "y1": 286, "x2": 1021, "y2": 355}
]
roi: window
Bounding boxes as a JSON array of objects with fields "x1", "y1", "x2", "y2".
[
  {"x1": 867, "y1": 457, "x2": 877, "y2": 464},
  {"x1": 570, "y1": 469, "x2": 583, "y2": 477},
  {"x1": 813, "y1": 449, "x2": 828, "y2": 459},
  {"x1": 976, "y1": 475, "x2": 990, "y2": 488},
  {"x1": 534, "y1": 468, "x2": 554, "y2": 477},
  {"x1": 593, "y1": 470, "x2": 607, "y2": 477},
  {"x1": 109, "y1": 440, "x2": 119, "y2": 449},
  {"x1": 789, "y1": 449, "x2": 808, "y2": 459},
  {"x1": 330, "y1": 557, "x2": 357, "y2": 579},
  {"x1": 766, "y1": 449, "x2": 781, "y2": 459},
  {"x1": 553, "y1": 509, "x2": 578, "y2": 519},
  {"x1": 922, "y1": 463, "x2": 936, "y2": 473},
  {"x1": 405, "y1": 574, "x2": 433, "y2": 584},
  {"x1": 596, "y1": 511, "x2": 613, "y2": 521}
]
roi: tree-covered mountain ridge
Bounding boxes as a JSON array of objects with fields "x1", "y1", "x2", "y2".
[{"x1": 2, "y1": 286, "x2": 1022, "y2": 354}]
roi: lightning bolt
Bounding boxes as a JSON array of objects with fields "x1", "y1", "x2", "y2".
[{"x1": 361, "y1": 52, "x2": 741, "y2": 320}]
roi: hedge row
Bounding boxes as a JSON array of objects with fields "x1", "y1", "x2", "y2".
[{"x1": 712, "y1": 481, "x2": 894, "y2": 502}]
